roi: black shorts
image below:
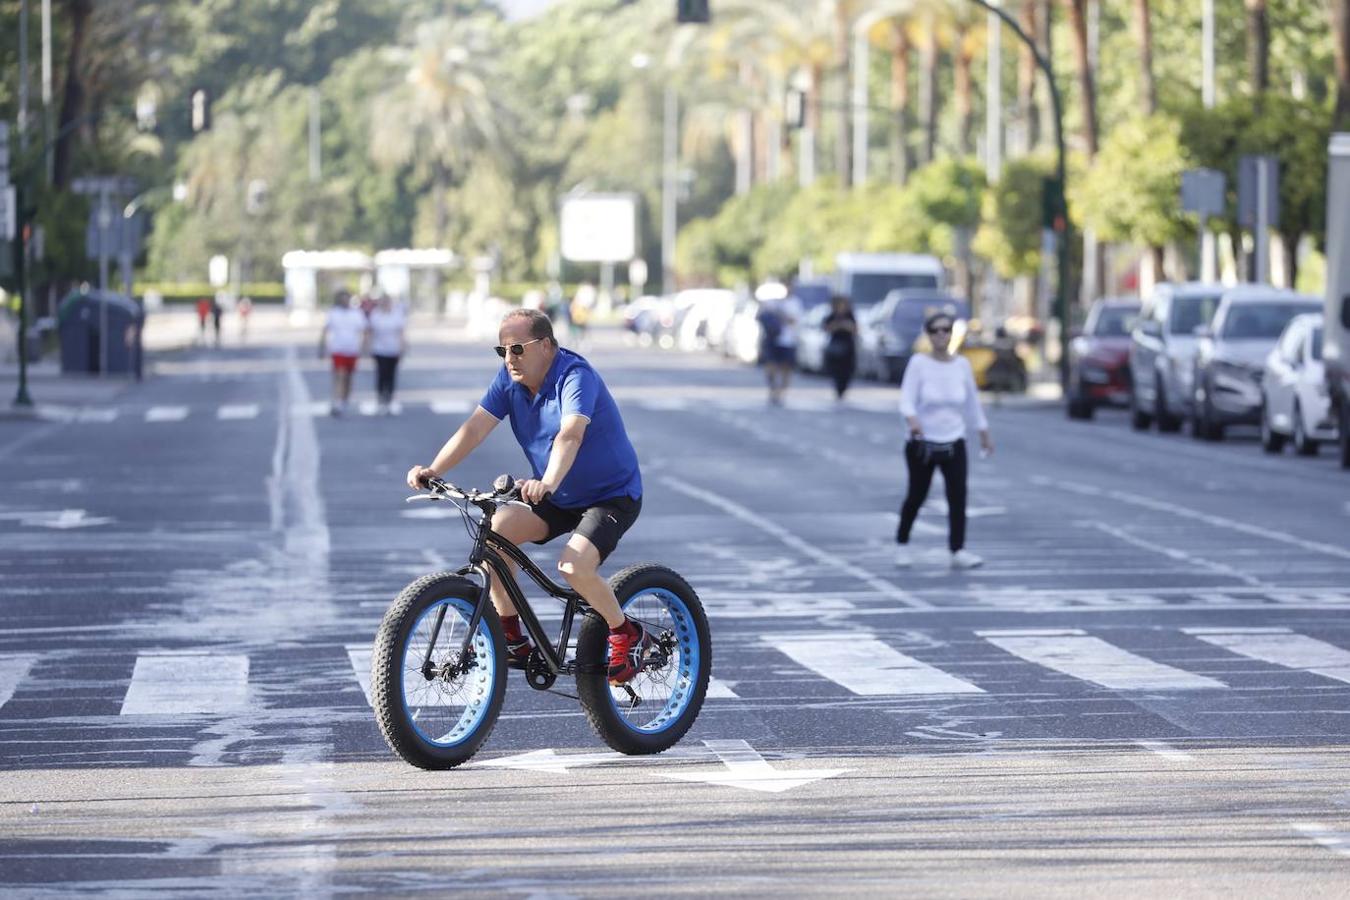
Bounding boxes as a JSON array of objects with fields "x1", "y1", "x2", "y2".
[{"x1": 528, "y1": 494, "x2": 642, "y2": 564}]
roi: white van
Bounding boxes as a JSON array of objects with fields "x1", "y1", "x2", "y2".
[
  {"x1": 833, "y1": 253, "x2": 947, "y2": 310},
  {"x1": 1324, "y1": 132, "x2": 1350, "y2": 468}
]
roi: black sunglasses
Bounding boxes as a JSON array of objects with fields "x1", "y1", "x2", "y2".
[
  {"x1": 494, "y1": 337, "x2": 545, "y2": 358},
  {"x1": 927, "y1": 325, "x2": 952, "y2": 335}
]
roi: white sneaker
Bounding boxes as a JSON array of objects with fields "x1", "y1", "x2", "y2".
[
  {"x1": 950, "y1": 549, "x2": 983, "y2": 569},
  {"x1": 893, "y1": 545, "x2": 913, "y2": 568}
]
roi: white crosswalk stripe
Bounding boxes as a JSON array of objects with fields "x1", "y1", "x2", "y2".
[
  {"x1": 979, "y1": 629, "x2": 1227, "y2": 691},
  {"x1": 346, "y1": 644, "x2": 374, "y2": 706},
  {"x1": 0, "y1": 654, "x2": 39, "y2": 712},
  {"x1": 217, "y1": 403, "x2": 260, "y2": 420},
  {"x1": 1185, "y1": 628, "x2": 1350, "y2": 684},
  {"x1": 120, "y1": 653, "x2": 250, "y2": 715},
  {"x1": 144, "y1": 405, "x2": 189, "y2": 422},
  {"x1": 765, "y1": 634, "x2": 984, "y2": 695},
  {"x1": 430, "y1": 399, "x2": 472, "y2": 415},
  {"x1": 706, "y1": 678, "x2": 740, "y2": 699}
]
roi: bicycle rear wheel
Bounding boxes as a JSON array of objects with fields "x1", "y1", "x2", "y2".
[
  {"x1": 371, "y1": 574, "x2": 506, "y2": 769},
  {"x1": 576, "y1": 564, "x2": 711, "y2": 755}
]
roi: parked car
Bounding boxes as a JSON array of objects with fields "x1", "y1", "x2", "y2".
[
  {"x1": 1190, "y1": 286, "x2": 1322, "y2": 440},
  {"x1": 673, "y1": 289, "x2": 738, "y2": 352},
  {"x1": 834, "y1": 252, "x2": 946, "y2": 308},
  {"x1": 1128, "y1": 282, "x2": 1224, "y2": 432},
  {"x1": 1066, "y1": 297, "x2": 1141, "y2": 419},
  {"x1": 722, "y1": 296, "x2": 767, "y2": 365},
  {"x1": 1260, "y1": 313, "x2": 1338, "y2": 455},
  {"x1": 1323, "y1": 131, "x2": 1350, "y2": 468},
  {"x1": 794, "y1": 303, "x2": 834, "y2": 372},
  {"x1": 856, "y1": 289, "x2": 969, "y2": 382}
]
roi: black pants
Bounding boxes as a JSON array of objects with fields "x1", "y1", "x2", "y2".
[
  {"x1": 897, "y1": 439, "x2": 968, "y2": 553},
  {"x1": 825, "y1": 350, "x2": 855, "y2": 398},
  {"x1": 374, "y1": 355, "x2": 400, "y2": 402}
]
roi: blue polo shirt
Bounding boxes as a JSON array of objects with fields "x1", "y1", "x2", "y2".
[{"x1": 479, "y1": 348, "x2": 642, "y2": 509}]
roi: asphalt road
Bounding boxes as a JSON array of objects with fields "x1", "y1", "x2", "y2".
[{"x1": 1, "y1": 320, "x2": 1348, "y2": 896}]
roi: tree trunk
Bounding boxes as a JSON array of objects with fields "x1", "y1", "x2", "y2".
[
  {"x1": 1331, "y1": 0, "x2": 1350, "y2": 131},
  {"x1": 955, "y1": 25, "x2": 974, "y2": 156},
  {"x1": 433, "y1": 162, "x2": 449, "y2": 247},
  {"x1": 1063, "y1": 0, "x2": 1099, "y2": 157},
  {"x1": 834, "y1": 0, "x2": 852, "y2": 186},
  {"x1": 804, "y1": 63, "x2": 823, "y2": 186},
  {"x1": 920, "y1": 13, "x2": 939, "y2": 165},
  {"x1": 1133, "y1": 0, "x2": 1156, "y2": 115},
  {"x1": 1016, "y1": 0, "x2": 1040, "y2": 154},
  {"x1": 53, "y1": 0, "x2": 94, "y2": 189},
  {"x1": 1246, "y1": 0, "x2": 1269, "y2": 95},
  {"x1": 890, "y1": 20, "x2": 915, "y2": 184}
]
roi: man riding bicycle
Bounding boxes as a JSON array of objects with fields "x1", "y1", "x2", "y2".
[{"x1": 406, "y1": 308, "x2": 649, "y2": 684}]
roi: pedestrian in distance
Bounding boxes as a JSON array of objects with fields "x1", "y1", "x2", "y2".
[
  {"x1": 237, "y1": 296, "x2": 253, "y2": 342},
  {"x1": 321, "y1": 289, "x2": 369, "y2": 416},
  {"x1": 368, "y1": 294, "x2": 407, "y2": 414},
  {"x1": 823, "y1": 293, "x2": 857, "y2": 403},
  {"x1": 755, "y1": 282, "x2": 801, "y2": 406},
  {"x1": 210, "y1": 296, "x2": 224, "y2": 347},
  {"x1": 894, "y1": 311, "x2": 994, "y2": 570},
  {"x1": 195, "y1": 297, "x2": 210, "y2": 343},
  {"x1": 405, "y1": 308, "x2": 651, "y2": 685}
]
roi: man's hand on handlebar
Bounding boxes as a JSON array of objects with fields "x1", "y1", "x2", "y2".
[
  {"x1": 407, "y1": 465, "x2": 438, "y2": 490},
  {"x1": 516, "y1": 478, "x2": 553, "y2": 504}
]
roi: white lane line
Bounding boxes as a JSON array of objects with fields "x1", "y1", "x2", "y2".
[
  {"x1": 765, "y1": 634, "x2": 984, "y2": 695},
  {"x1": 1185, "y1": 628, "x2": 1350, "y2": 685},
  {"x1": 1135, "y1": 740, "x2": 1194, "y2": 761},
  {"x1": 0, "y1": 654, "x2": 39, "y2": 711},
  {"x1": 1038, "y1": 476, "x2": 1350, "y2": 562},
  {"x1": 120, "y1": 653, "x2": 250, "y2": 715},
  {"x1": 76, "y1": 408, "x2": 119, "y2": 423},
  {"x1": 274, "y1": 346, "x2": 329, "y2": 556},
  {"x1": 706, "y1": 678, "x2": 739, "y2": 699},
  {"x1": 660, "y1": 476, "x2": 929, "y2": 609},
  {"x1": 1293, "y1": 823, "x2": 1350, "y2": 858},
  {"x1": 217, "y1": 403, "x2": 260, "y2": 420},
  {"x1": 978, "y1": 630, "x2": 1226, "y2": 691},
  {"x1": 144, "y1": 405, "x2": 189, "y2": 423},
  {"x1": 292, "y1": 401, "x2": 330, "y2": 417},
  {"x1": 430, "y1": 399, "x2": 472, "y2": 415},
  {"x1": 346, "y1": 644, "x2": 373, "y2": 706},
  {"x1": 1085, "y1": 521, "x2": 1267, "y2": 587}
]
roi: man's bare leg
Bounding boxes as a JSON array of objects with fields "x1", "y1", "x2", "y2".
[
  {"x1": 486, "y1": 505, "x2": 550, "y2": 620},
  {"x1": 557, "y1": 534, "x2": 623, "y2": 628}
]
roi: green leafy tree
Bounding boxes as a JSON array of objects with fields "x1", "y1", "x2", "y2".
[
  {"x1": 974, "y1": 155, "x2": 1055, "y2": 280},
  {"x1": 1076, "y1": 113, "x2": 1190, "y2": 260}
]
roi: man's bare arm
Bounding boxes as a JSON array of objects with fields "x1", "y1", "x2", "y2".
[{"x1": 407, "y1": 407, "x2": 500, "y2": 487}]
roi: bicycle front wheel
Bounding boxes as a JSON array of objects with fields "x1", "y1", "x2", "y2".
[
  {"x1": 371, "y1": 574, "x2": 506, "y2": 769},
  {"x1": 576, "y1": 564, "x2": 711, "y2": 754}
]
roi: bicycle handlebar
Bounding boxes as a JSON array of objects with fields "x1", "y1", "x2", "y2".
[{"x1": 409, "y1": 473, "x2": 546, "y2": 508}]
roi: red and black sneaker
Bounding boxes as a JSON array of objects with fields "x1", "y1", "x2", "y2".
[
  {"x1": 505, "y1": 634, "x2": 533, "y2": 670},
  {"x1": 606, "y1": 619, "x2": 653, "y2": 685}
]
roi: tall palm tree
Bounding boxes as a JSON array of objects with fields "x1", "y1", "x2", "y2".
[
  {"x1": 919, "y1": 11, "x2": 941, "y2": 165},
  {"x1": 1133, "y1": 0, "x2": 1156, "y2": 115},
  {"x1": 890, "y1": 17, "x2": 916, "y2": 183},
  {"x1": 1333, "y1": 0, "x2": 1350, "y2": 131},
  {"x1": 371, "y1": 17, "x2": 511, "y2": 247},
  {"x1": 1013, "y1": 0, "x2": 1041, "y2": 154},
  {"x1": 1063, "y1": 0, "x2": 1099, "y2": 158},
  {"x1": 1246, "y1": 0, "x2": 1270, "y2": 94}
]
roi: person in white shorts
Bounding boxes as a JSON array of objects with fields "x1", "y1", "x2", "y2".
[{"x1": 895, "y1": 311, "x2": 994, "y2": 569}]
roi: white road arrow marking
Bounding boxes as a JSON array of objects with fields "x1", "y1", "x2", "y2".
[
  {"x1": 0, "y1": 509, "x2": 115, "y2": 529},
  {"x1": 471, "y1": 749, "x2": 641, "y2": 774},
  {"x1": 652, "y1": 740, "x2": 848, "y2": 794}
]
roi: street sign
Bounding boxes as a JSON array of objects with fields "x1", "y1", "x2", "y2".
[
  {"x1": 0, "y1": 185, "x2": 15, "y2": 240},
  {"x1": 1181, "y1": 168, "x2": 1226, "y2": 217},
  {"x1": 560, "y1": 193, "x2": 637, "y2": 263},
  {"x1": 1237, "y1": 155, "x2": 1280, "y2": 228}
]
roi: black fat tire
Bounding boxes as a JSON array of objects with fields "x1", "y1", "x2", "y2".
[
  {"x1": 575, "y1": 564, "x2": 710, "y2": 755},
  {"x1": 1155, "y1": 380, "x2": 1182, "y2": 433},
  {"x1": 1293, "y1": 401, "x2": 1319, "y2": 456},
  {"x1": 1260, "y1": 400, "x2": 1286, "y2": 454},
  {"x1": 371, "y1": 573, "x2": 506, "y2": 770}
]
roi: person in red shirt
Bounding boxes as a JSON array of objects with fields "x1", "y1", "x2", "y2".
[{"x1": 195, "y1": 298, "x2": 210, "y2": 343}]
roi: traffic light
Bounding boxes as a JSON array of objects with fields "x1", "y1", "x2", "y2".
[
  {"x1": 191, "y1": 89, "x2": 210, "y2": 133},
  {"x1": 677, "y1": 0, "x2": 710, "y2": 24},
  {"x1": 1041, "y1": 177, "x2": 1065, "y2": 232}
]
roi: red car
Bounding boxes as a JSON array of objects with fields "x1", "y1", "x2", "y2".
[{"x1": 1067, "y1": 297, "x2": 1141, "y2": 419}]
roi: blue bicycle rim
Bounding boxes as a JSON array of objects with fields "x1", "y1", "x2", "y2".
[
  {"x1": 401, "y1": 597, "x2": 497, "y2": 748},
  {"x1": 610, "y1": 587, "x2": 701, "y2": 733}
]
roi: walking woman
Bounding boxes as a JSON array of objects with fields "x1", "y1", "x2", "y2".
[
  {"x1": 895, "y1": 311, "x2": 993, "y2": 569},
  {"x1": 823, "y1": 294, "x2": 857, "y2": 402},
  {"x1": 369, "y1": 295, "x2": 407, "y2": 414}
]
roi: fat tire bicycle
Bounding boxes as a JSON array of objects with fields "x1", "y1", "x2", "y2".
[{"x1": 371, "y1": 475, "x2": 711, "y2": 770}]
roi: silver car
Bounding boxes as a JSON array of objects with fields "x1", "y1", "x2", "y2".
[
  {"x1": 1129, "y1": 282, "x2": 1224, "y2": 432},
  {"x1": 1260, "y1": 313, "x2": 1338, "y2": 455},
  {"x1": 1190, "y1": 287, "x2": 1322, "y2": 441}
]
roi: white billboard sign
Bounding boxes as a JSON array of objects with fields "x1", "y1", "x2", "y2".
[{"x1": 560, "y1": 193, "x2": 636, "y2": 263}]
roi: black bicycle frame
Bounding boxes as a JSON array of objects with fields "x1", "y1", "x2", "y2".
[{"x1": 449, "y1": 521, "x2": 590, "y2": 677}]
